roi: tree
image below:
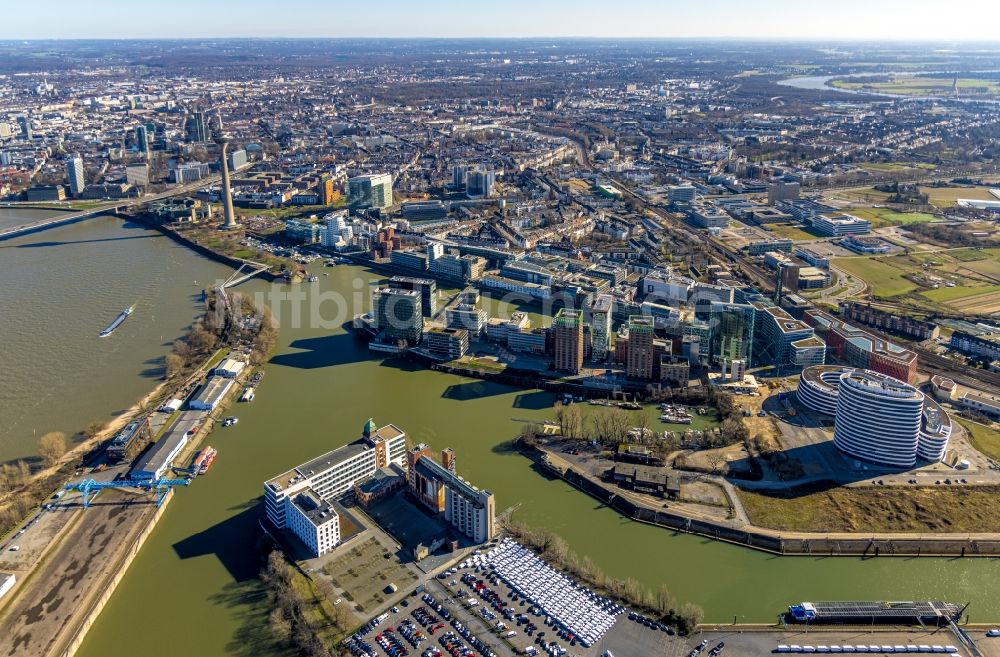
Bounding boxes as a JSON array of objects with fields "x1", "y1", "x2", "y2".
[
  {"x1": 543, "y1": 534, "x2": 569, "y2": 563},
  {"x1": 607, "y1": 408, "x2": 631, "y2": 444},
  {"x1": 562, "y1": 404, "x2": 584, "y2": 440},
  {"x1": 84, "y1": 420, "x2": 108, "y2": 440},
  {"x1": 632, "y1": 411, "x2": 651, "y2": 444},
  {"x1": 188, "y1": 323, "x2": 217, "y2": 354},
  {"x1": 679, "y1": 602, "x2": 705, "y2": 630},
  {"x1": 656, "y1": 583, "x2": 676, "y2": 616},
  {"x1": 38, "y1": 431, "x2": 67, "y2": 467},
  {"x1": 0, "y1": 463, "x2": 28, "y2": 492},
  {"x1": 269, "y1": 607, "x2": 292, "y2": 642},
  {"x1": 165, "y1": 353, "x2": 186, "y2": 378}
]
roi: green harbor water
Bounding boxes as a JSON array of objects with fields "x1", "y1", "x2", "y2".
[{"x1": 1, "y1": 214, "x2": 997, "y2": 657}]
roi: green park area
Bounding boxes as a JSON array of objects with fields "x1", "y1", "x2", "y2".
[
  {"x1": 921, "y1": 284, "x2": 1000, "y2": 304},
  {"x1": 236, "y1": 203, "x2": 338, "y2": 219},
  {"x1": 858, "y1": 162, "x2": 937, "y2": 173},
  {"x1": 844, "y1": 206, "x2": 938, "y2": 227},
  {"x1": 833, "y1": 256, "x2": 917, "y2": 297},
  {"x1": 960, "y1": 419, "x2": 1000, "y2": 462},
  {"x1": 919, "y1": 186, "x2": 1000, "y2": 208}
]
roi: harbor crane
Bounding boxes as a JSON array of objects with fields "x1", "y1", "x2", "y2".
[{"x1": 64, "y1": 477, "x2": 190, "y2": 509}]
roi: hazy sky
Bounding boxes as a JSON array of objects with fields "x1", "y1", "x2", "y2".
[{"x1": 3, "y1": 0, "x2": 999, "y2": 41}]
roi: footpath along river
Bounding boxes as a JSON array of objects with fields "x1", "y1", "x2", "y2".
[{"x1": 3, "y1": 214, "x2": 996, "y2": 657}]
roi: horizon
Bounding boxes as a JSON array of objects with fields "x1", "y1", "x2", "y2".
[
  {"x1": 4, "y1": 36, "x2": 1000, "y2": 44},
  {"x1": 3, "y1": 0, "x2": 999, "y2": 41}
]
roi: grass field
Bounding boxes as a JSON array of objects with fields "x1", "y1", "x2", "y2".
[
  {"x1": 921, "y1": 284, "x2": 1000, "y2": 303},
  {"x1": 833, "y1": 257, "x2": 917, "y2": 297},
  {"x1": 825, "y1": 188, "x2": 893, "y2": 204},
  {"x1": 953, "y1": 253, "x2": 1000, "y2": 279},
  {"x1": 920, "y1": 186, "x2": 999, "y2": 208},
  {"x1": 831, "y1": 76, "x2": 1000, "y2": 97},
  {"x1": 845, "y1": 207, "x2": 938, "y2": 227},
  {"x1": 761, "y1": 224, "x2": 820, "y2": 242},
  {"x1": 739, "y1": 484, "x2": 1000, "y2": 533},
  {"x1": 961, "y1": 420, "x2": 1000, "y2": 462},
  {"x1": 943, "y1": 289, "x2": 1000, "y2": 314},
  {"x1": 858, "y1": 162, "x2": 937, "y2": 173},
  {"x1": 948, "y1": 247, "x2": 994, "y2": 262}
]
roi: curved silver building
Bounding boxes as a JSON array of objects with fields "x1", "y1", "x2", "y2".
[
  {"x1": 796, "y1": 365, "x2": 849, "y2": 415},
  {"x1": 797, "y1": 366, "x2": 952, "y2": 467},
  {"x1": 834, "y1": 370, "x2": 924, "y2": 468},
  {"x1": 917, "y1": 398, "x2": 953, "y2": 462}
]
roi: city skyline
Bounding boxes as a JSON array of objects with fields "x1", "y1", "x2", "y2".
[{"x1": 2, "y1": 0, "x2": 999, "y2": 41}]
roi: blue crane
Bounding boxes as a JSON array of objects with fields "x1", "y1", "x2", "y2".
[{"x1": 64, "y1": 477, "x2": 190, "y2": 509}]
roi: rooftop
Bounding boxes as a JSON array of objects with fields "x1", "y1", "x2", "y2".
[{"x1": 292, "y1": 488, "x2": 338, "y2": 528}]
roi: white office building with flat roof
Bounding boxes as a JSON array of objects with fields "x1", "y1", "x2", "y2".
[
  {"x1": 286, "y1": 489, "x2": 341, "y2": 557},
  {"x1": 264, "y1": 420, "x2": 406, "y2": 531}
]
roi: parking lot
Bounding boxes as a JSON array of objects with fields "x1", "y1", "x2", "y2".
[
  {"x1": 343, "y1": 583, "x2": 516, "y2": 657},
  {"x1": 431, "y1": 551, "x2": 675, "y2": 657}
]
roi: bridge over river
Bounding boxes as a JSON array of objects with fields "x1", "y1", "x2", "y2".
[{"x1": 0, "y1": 175, "x2": 222, "y2": 241}]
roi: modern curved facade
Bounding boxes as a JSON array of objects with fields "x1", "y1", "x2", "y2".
[
  {"x1": 917, "y1": 398, "x2": 953, "y2": 462},
  {"x1": 796, "y1": 365, "x2": 849, "y2": 415},
  {"x1": 797, "y1": 366, "x2": 952, "y2": 467},
  {"x1": 834, "y1": 370, "x2": 924, "y2": 468}
]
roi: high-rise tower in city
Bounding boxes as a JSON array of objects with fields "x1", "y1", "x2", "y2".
[
  {"x1": 66, "y1": 155, "x2": 85, "y2": 196},
  {"x1": 553, "y1": 308, "x2": 584, "y2": 374},
  {"x1": 214, "y1": 134, "x2": 238, "y2": 229}
]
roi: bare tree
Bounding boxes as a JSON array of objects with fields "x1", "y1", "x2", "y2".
[
  {"x1": 84, "y1": 420, "x2": 108, "y2": 440},
  {"x1": 38, "y1": 432, "x2": 68, "y2": 467},
  {"x1": 607, "y1": 408, "x2": 631, "y2": 444},
  {"x1": 563, "y1": 404, "x2": 584, "y2": 440}
]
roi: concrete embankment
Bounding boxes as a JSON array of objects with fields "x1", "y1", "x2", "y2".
[
  {"x1": 524, "y1": 442, "x2": 1000, "y2": 558},
  {"x1": 58, "y1": 492, "x2": 174, "y2": 657}
]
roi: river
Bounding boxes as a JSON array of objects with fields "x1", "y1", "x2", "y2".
[
  {"x1": 1, "y1": 214, "x2": 998, "y2": 657},
  {"x1": 0, "y1": 210, "x2": 236, "y2": 463}
]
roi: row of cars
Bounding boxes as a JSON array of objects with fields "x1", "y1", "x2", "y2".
[
  {"x1": 376, "y1": 629, "x2": 409, "y2": 657},
  {"x1": 346, "y1": 612, "x2": 393, "y2": 657},
  {"x1": 688, "y1": 639, "x2": 725, "y2": 657},
  {"x1": 775, "y1": 646, "x2": 959, "y2": 654},
  {"x1": 627, "y1": 610, "x2": 676, "y2": 635}
]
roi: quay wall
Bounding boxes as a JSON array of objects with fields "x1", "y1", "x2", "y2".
[
  {"x1": 58, "y1": 491, "x2": 174, "y2": 657},
  {"x1": 524, "y1": 442, "x2": 1000, "y2": 558}
]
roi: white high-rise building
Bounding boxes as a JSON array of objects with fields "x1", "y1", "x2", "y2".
[
  {"x1": 66, "y1": 155, "x2": 85, "y2": 196},
  {"x1": 126, "y1": 163, "x2": 149, "y2": 189}
]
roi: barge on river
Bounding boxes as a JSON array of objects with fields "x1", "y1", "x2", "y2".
[{"x1": 787, "y1": 601, "x2": 964, "y2": 626}]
